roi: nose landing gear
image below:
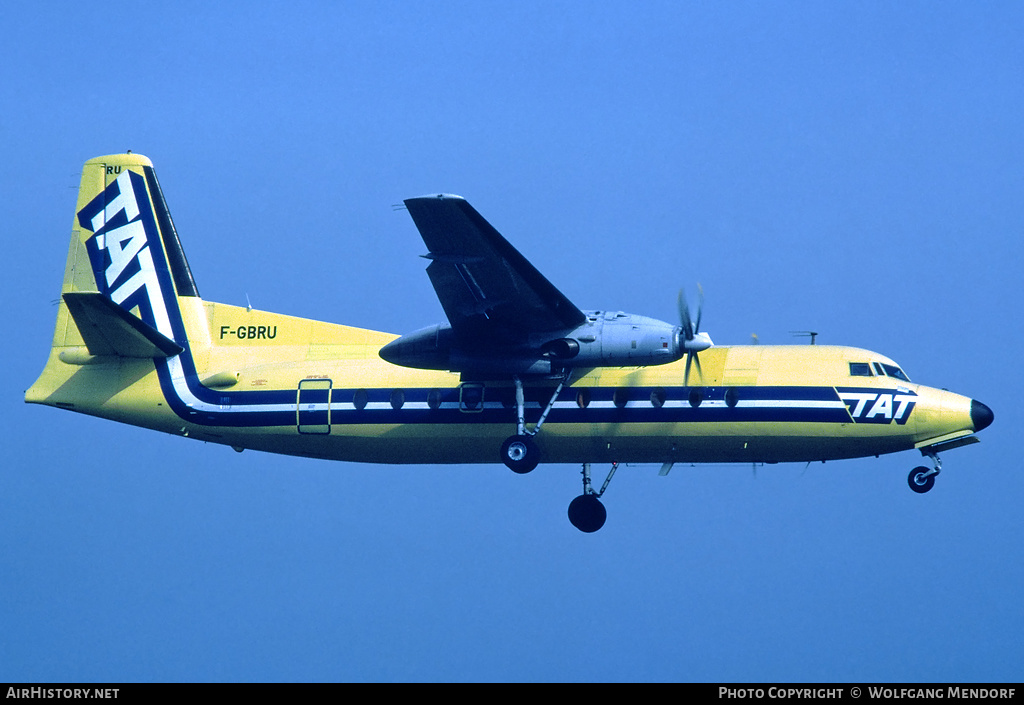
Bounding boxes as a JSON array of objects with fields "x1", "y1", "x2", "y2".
[
  {"x1": 568, "y1": 462, "x2": 619, "y2": 533},
  {"x1": 908, "y1": 449, "x2": 942, "y2": 494}
]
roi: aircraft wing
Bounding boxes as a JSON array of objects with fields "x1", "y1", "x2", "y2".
[{"x1": 403, "y1": 195, "x2": 586, "y2": 343}]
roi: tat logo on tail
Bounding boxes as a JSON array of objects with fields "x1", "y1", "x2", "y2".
[{"x1": 77, "y1": 170, "x2": 174, "y2": 337}]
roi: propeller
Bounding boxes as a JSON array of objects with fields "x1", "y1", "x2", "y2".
[{"x1": 677, "y1": 286, "x2": 714, "y2": 386}]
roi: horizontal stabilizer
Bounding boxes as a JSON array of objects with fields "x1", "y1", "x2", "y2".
[{"x1": 63, "y1": 292, "x2": 184, "y2": 358}]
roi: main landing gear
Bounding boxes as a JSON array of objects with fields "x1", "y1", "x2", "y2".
[
  {"x1": 908, "y1": 449, "x2": 942, "y2": 494},
  {"x1": 499, "y1": 374, "x2": 568, "y2": 474}
]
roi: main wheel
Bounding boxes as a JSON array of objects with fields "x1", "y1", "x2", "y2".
[
  {"x1": 500, "y1": 434, "x2": 539, "y2": 474},
  {"x1": 908, "y1": 466, "x2": 936, "y2": 494},
  {"x1": 568, "y1": 494, "x2": 607, "y2": 533}
]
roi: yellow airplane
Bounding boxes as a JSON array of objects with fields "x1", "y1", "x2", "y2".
[{"x1": 26, "y1": 153, "x2": 994, "y2": 532}]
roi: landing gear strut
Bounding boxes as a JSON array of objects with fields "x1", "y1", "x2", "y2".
[
  {"x1": 499, "y1": 373, "x2": 569, "y2": 473},
  {"x1": 568, "y1": 462, "x2": 619, "y2": 533},
  {"x1": 908, "y1": 449, "x2": 942, "y2": 494}
]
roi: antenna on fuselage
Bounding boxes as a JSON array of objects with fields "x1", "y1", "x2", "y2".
[{"x1": 790, "y1": 330, "x2": 818, "y2": 345}]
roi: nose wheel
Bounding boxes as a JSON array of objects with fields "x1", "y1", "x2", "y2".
[
  {"x1": 568, "y1": 494, "x2": 607, "y2": 533},
  {"x1": 908, "y1": 449, "x2": 942, "y2": 494},
  {"x1": 568, "y1": 462, "x2": 619, "y2": 532},
  {"x1": 908, "y1": 466, "x2": 937, "y2": 493}
]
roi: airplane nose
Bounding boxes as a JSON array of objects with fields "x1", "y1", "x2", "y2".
[{"x1": 971, "y1": 400, "x2": 994, "y2": 432}]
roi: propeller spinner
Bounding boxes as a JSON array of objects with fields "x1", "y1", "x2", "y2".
[{"x1": 678, "y1": 286, "x2": 713, "y2": 385}]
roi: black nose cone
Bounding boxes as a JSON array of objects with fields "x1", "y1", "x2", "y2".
[{"x1": 971, "y1": 400, "x2": 994, "y2": 432}]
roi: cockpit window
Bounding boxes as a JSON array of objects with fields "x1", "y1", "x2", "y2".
[
  {"x1": 857, "y1": 361, "x2": 912, "y2": 382},
  {"x1": 881, "y1": 363, "x2": 910, "y2": 382}
]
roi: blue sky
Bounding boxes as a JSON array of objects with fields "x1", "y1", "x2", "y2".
[{"x1": 2, "y1": 1, "x2": 1021, "y2": 682}]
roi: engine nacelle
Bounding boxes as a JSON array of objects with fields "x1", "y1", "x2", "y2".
[
  {"x1": 556, "y1": 311, "x2": 683, "y2": 367},
  {"x1": 379, "y1": 310, "x2": 709, "y2": 375},
  {"x1": 377, "y1": 324, "x2": 455, "y2": 370}
]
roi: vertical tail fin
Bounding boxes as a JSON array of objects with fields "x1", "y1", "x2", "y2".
[
  {"x1": 27, "y1": 154, "x2": 201, "y2": 403},
  {"x1": 55, "y1": 154, "x2": 199, "y2": 347}
]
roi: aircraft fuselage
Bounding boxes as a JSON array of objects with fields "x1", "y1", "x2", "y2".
[{"x1": 27, "y1": 297, "x2": 988, "y2": 467}]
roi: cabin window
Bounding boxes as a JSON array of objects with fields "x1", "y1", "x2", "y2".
[
  {"x1": 688, "y1": 389, "x2": 703, "y2": 408},
  {"x1": 427, "y1": 388, "x2": 442, "y2": 410},
  {"x1": 352, "y1": 388, "x2": 368, "y2": 410},
  {"x1": 459, "y1": 383, "x2": 484, "y2": 412},
  {"x1": 849, "y1": 362, "x2": 872, "y2": 377},
  {"x1": 576, "y1": 389, "x2": 591, "y2": 409},
  {"x1": 724, "y1": 388, "x2": 740, "y2": 408},
  {"x1": 498, "y1": 388, "x2": 515, "y2": 409},
  {"x1": 613, "y1": 388, "x2": 630, "y2": 409},
  {"x1": 650, "y1": 388, "x2": 667, "y2": 408},
  {"x1": 390, "y1": 389, "x2": 405, "y2": 410}
]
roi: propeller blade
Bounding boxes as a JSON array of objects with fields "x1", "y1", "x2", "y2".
[
  {"x1": 678, "y1": 286, "x2": 710, "y2": 387},
  {"x1": 693, "y1": 284, "x2": 704, "y2": 334},
  {"x1": 677, "y1": 286, "x2": 704, "y2": 339},
  {"x1": 677, "y1": 289, "x2": 693, "y2": 340},
  {"x1": 684, "y1": 351, "x2": 703, "y2": 386}
]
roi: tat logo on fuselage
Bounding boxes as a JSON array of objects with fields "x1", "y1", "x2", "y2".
[
  {"x1": 838, "y1": 388, "x2": 917, "y2": 425},
  {"x1": 78, "y1": 169, "x2": 174, "y2": 338}
]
